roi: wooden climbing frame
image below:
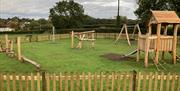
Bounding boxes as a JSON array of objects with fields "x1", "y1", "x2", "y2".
[
  {"x1": 0, "y1": 34, "x2": 14, "y2": 53},
  {"x1": 137, "y1": 10, "x2": 180, "y2": 68},
  {"x1": 71, "y1": 30, "x2": 95, "y2": 49},
  {"x1": 0, "y1": 35, "x2": 40, "y2": 69}
]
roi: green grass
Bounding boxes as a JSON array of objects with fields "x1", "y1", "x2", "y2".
[{"x1": 0, "y1": 39, "x2": 180, "y2": 73}]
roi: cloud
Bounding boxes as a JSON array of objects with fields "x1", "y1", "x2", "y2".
[
  {"x1": 0, "y1": 0, "x2": 137, "y2": 19},
  {"x1": 0, "y1": 0, "x2": 58, "y2": 19},
  {"x1": 76, "y1": 0, "x2": 137, "y2": 19}
]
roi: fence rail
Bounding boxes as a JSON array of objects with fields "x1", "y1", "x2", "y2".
[{"x1": 0, "y1": 72, "x2": 180, "y2": 91}]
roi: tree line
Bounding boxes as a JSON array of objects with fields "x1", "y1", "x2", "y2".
[{"x1": 0, "y1": 0, "x2": 179, "y2": 32}]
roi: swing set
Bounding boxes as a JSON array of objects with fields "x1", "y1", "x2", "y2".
[{"x1": 115, "y1": 24, "x2": 141, "y2": 46}]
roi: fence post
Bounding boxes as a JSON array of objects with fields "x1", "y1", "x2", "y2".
[
  {"x1": 5, "y1": 34, "x2": 8, "y2": 51},
  {"x1": 0, "y1": 73, "x2": 4, "y2": 91},
  {"x1": 48, "y1": 35, "x2": 51, "y2": 41},
  {"x1": 17, "y1": 37, "x2": 22, "y2": 61},
  {"x1": 36, "y1": 35, "x2": 39, "y2": 42},
  {"x1": 71, "y1": 31, "x2": 74, "y2": 48},
  {"x1": 132, "y1": 70, "x2": 137, "y2": 91},
  {"x1": 42, "y1": 71, "x2": 46, "y2": 91},
  {"x1": 37, "y1": 72, "x2": 41, "y2": 91},
  {"x1": 29, "y1": 35, "x2": 32, "y2": 42}
]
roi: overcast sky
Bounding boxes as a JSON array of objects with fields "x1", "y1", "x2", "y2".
[{"x1": 0, "y1": 0, "x2": 138, "y2": 19}]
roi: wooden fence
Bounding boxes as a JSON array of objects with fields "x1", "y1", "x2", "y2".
[
  {"x1": 0, "y1": 72, "x2": 180, "y2": 91},
  {"x1": 1, "y1": 33, "x2": 180, "y2": 43}
]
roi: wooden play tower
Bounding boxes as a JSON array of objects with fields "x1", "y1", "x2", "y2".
[{"x1": 137, "y1": 10, "x2": 180, "y2": 67}]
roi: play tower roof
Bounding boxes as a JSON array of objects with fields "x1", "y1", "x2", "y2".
[{"x1": 150, "y1": 11, "x2": 180, "y2": 24}]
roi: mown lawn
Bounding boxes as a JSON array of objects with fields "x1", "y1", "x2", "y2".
[{"x1": 0, "y1": 39, "x2": 180, "y2": 73}]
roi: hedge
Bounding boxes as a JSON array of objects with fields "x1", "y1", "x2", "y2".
[{"x1": 0, "y1": 30, "x2": 45, "y2": 34}]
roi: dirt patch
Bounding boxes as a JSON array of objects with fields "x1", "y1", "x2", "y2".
[{"x1": 100, "y1": 53, "x2": 134, "y2": 61}]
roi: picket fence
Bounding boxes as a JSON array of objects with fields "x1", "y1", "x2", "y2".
[{"x1": 0, "y1": 72, "x2": 180, "y2": 91}]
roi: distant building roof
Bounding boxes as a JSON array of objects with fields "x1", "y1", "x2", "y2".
[
  {"x1": 0, "y1": 27, "x2": 14, "y2": 32},
  {"x1": 150, "y1": 10, "x2": 180, "y2": 24}
]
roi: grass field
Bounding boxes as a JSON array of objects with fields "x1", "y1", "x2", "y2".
[{"x1": 0, "y1": 38, "x2": 180, "y2": 73}]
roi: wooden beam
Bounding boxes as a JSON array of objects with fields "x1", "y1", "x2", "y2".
[
  {"x1": 172, "y1": 24, "x2": 178, "y2": 64},
  {"x1": 17, "y1": 37, "x2": 22, "y2": 61},
  {"x1": 131, "y1": 25, "x2": 137, "y2": 38},
  {"x1": 132, "y1": 24, "x2": 141, "y2": 38},
  {"x1": 125, "y1": 24, "x2": 131, "y2": 46},
  {"x1": 162, "y1": 25, "x2": 168, "y2": 61},
  {"x1": 136, "y1": 24, "x2": 141, "y2": 35},
  {"x1": 5, "y1": 34, "x2": 8, "y2": 52},
  {"x1": 144, "y1": 37, "x2": 150, "y2": 67},
  {"x1": 74, "y1": 31, "x2": 95, "y2": 35},
  {"x1": 0, "y1": 41, "x2": 3, "y2": 52},
  {"x1": 71, "y1": 31, "x2": 74, "y2": 48},
  {"x1": 115, "y1": 24, "x2": 125, "y2": 43},
  {"x1": 137, "y1": 32, "x2": 141, "y2": 62},
  {"x1": 163, "y1": 25, "x2": 168, "y2": 35},
  {"x1": 9, "y1": 40, "x2": 13, "y2": 52},
  {"x1": 77, "y1": 34, "x2": 82, "y2": 49},
  {"x1": 92, "y1": 31, "x2": 95, "y2": 48},
  {"x1": 148, "y1": 24, "x2": 152, "y2": 35},
  {"x1": 155, "y1": 24, "x2": 161, "y2": 64},
  {"x1": 22, "y1": 56, "x2": 40, "y2": 69},
  {"x1": 81, "y1": 30, "x2": 95, "y2": 34}
]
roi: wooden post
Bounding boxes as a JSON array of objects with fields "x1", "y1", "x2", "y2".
[
  {"x1": 0, "y1": 41, "x2": 2, "y2": 52},
  {"x1": 145, "y1": 37, "x2": 150, "y2": 68},
  {"x1": 131, "y1": 25, "x2": 136, "y2": 38},
  {"x1": 162, "y1": 25, "x2": 168, "y2": 61},
  {"x1": 115, "y1": 24, "x2": 125, "y2": 43},
  {"x1": 132, "y1": 70, "x2": 137, "y2": 91},
  {"x1": 71, "y1": 31, "x2": 74, "y2": 48},
  {"x1": 172, "y1": 24, "x2": 178, "y2": 64},
  {"x1": 36, "y1": 35, "x2": 39, "y2": 42},
  {"x1": 5, "y1": 34, "x2": 8, "y2": 52},
  {"x1": 88, "y1": 72, "x2": 91, "y2": 91},
  {"x1": 79, "y1": 34, "x2": 82, "y2": 49},
  {"x1": 82, "y1": 72, "x2": 85, "y2": 91},
  {"x1": 37, "y1": 72, "x2": 41, "y2": 91},
  {"x1": 144, "y1": 24, "x2": 152, "y2": 67},
  {"x1": 0, "y1": 73, "x2": 4, "y2": 91},
  {"x1": 92, "y1": 31, "x2": 95, "y2": 48},
  {"x1": 31, "y1": 73, "x2": 35, "y2": 91},
  {"x1": 9, "y1": 41, "x2": 13, "y2": 52},
  {"x1": 131, "y1": 24, "x2": 139, "y2": 38},
  {"x1": 137, "y1": 32, "x2": 140, "y2": 62},
  {"x1": 137, "y1": 24, "x2": 141, "y2": 35},
  {"x1": 52, "y1": 26, "x2": 55, "y2": 42},
  {"x1": 155, "y1": 24, "x2": 161, "y2": 64},
  {"x1": 7, "y1": 74, "x2": 10, "y2": 91},
  {"x1": 163, "y1": 25, "x2": 168, "y2": 35},
  {"x1": 48, "y1": 34, "x2": 51, "y2": 41},
  {"x1": 125, "y1": 24, "x2": 131, "y2": 46},
  {"x1": 17, "y1": 37, "x2": 22, "y2": 61},
  {"x1": 42, "y1": 71, "x2": 46, "y2": 91},
  {"x1": 12, "y1": 73, "x2": 16, "y2": 91},
  {"x1": 70, "y1": 72, "x2": 74, "y2": 91}
]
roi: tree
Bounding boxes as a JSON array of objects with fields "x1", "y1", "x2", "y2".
[
  {"x1": 7, "y1": 17, "x2": 20, "y2": 30},
  {"x1": 134, "y1": 0, "x2": 180, "y2": 24},
  {"x1": 0, "y1": 18, "x2": 7, "y2": 27},
  {"x1": 29, "y1": 20, "x2": 39, "y2": 30},
  {"x1": 49, "y1": 0, "x2": 87, "y2": 29}
]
